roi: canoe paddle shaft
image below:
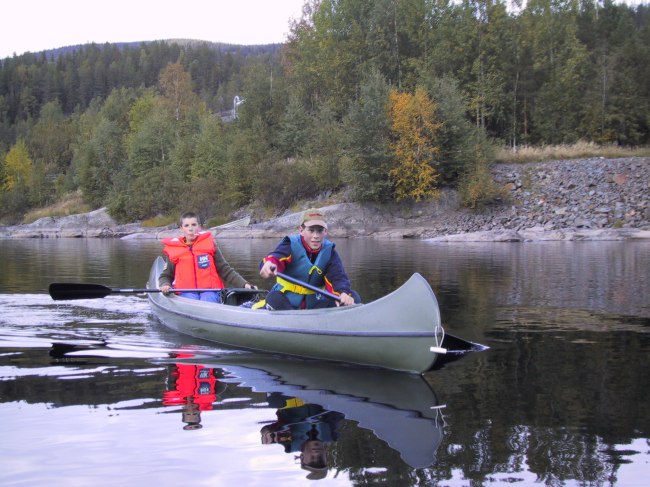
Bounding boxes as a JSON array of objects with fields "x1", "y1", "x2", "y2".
[
  {"x1": 271, "y1": 268, "x2": 341, "y2": 302},
  {"x1": 49, "y1": 283, "x2": 219, "y2": 300}
]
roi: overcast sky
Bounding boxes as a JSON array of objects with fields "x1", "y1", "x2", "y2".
[{"x1": 1, "y1": 0, "x2": 306, "y2": 59}]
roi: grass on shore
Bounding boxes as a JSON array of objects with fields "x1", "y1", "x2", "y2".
[
  {"x1": 495, "y1": 141, "x2": 650, "y2": 164},
  {"x1": 22, "y1": 191, "x2": 91, "y2": 224},
  {"x1": 141, "y1": 215, "x2": 177, "y2": 227}
]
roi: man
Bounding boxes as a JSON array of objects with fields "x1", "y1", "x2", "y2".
[{"x1": 258, "y1": 208, "x2": 360, "y2": 310}]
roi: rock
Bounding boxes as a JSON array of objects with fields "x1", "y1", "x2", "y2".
[{"x1": 427, "y1": 230, "x2": 522, "y2": 242}]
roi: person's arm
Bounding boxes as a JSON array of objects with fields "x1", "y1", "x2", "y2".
[
  {"x1": 159, "y1": 255, "x2": 175, "y2": 293},
  {"x1": 259, "y1": 237, "x2": 292, "y2": 279},
  {"x1": 213, "y1": 246, "x2": 252, "y2": 288},
  {"x1": 324, "y1": 250, "x2": 355, "y2": 306}
]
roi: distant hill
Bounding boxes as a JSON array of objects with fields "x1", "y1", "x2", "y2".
[
  {"x1": 13, "y1": 39, "x2": 283, "y2": 61},
  {"x1": 0, "y1": 37, "x2": 284, "y2": 135}
]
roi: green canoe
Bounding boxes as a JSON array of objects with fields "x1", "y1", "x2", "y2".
[{"x1": 147, "y1": 257, "x2": 447, "y2": 373}]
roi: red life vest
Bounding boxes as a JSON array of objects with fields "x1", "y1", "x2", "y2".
[{"x1": 162, "y1": 231, "x2": 225, "y2": 289}]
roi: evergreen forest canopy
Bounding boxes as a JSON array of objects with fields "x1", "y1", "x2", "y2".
[{"x1": 1, "y1": 0, "x2": 649, "y2": 225}]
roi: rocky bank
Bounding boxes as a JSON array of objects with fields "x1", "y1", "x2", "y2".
[{"x1": 1, "y1": 157, "x2": 649, "y2": 242}]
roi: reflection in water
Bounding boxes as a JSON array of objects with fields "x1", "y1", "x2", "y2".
[
  {"x1": 261, "y1": 394, "x2": 342, "y2": 480},
  {"x1": 157, "y1": 348, "x2": 445, "y2": 479},
  {"x1": 176, "y1": 353, "x2": 446, "y2": 471},
  {"x1": 43, "y1": 334, "x2": 447, "y2": 480},
  {"x1": 162, "y1": 356, "x2": 221, "y2": 431},
  {"x1": 46, "y1": 341, "x2": 446, "y2": 476}
]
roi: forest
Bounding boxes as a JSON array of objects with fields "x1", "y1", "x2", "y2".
[{"x1": 1, "y1": 0, "x2": 649, "y2": 225}]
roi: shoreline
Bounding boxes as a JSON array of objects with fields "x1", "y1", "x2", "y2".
[
  {"x1": 2, "y1": 206, "x2": 648, "y2": 242},
  {"x1": 1, "y1": 157, "x2": 648, "y2": 242}
]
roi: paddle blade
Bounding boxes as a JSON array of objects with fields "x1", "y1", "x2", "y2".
[{"x1": 49, "y1": 283, "x2": 113, "y2": 300}]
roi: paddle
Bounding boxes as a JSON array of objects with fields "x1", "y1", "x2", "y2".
[
  {"x1": 49, "y1": 283, "x2": 220, "y2": 301},
  {"x1": 270, "y1": 266, "x2": 341, "y2": 302}
]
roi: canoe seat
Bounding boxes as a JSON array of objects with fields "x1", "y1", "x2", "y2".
[{"x1": 223, "y1": 288, "x2": 268, "y2": 307}]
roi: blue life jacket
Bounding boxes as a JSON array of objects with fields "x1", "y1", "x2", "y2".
[{"x1": 271, "y1": 234, "x2": 334, "y2": 308}]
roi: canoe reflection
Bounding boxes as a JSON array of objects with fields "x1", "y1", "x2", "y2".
[{"x1": 167, "y1": 354, "x2": 445, "y2": 469}]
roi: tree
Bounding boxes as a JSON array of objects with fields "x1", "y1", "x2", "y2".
[
  {"x1": 285, "y1": 0, "x2": 370, "y2": 115},
  {"x1": 577, "y1": 1, "x2": 650, "y2": 144},
  {"x1": 74, "y1": 88, "x2": 137, "y2": 207},
  {"x1": 1, "y1": 139, "x2": 35, "y2": 219},
  {"x1": 523, "y1": 0, "x2": 591, "y2": 143},
  {"x1": 388, "y1": 87, "x2": 441, "y2": 201},
  {"x1": 277, "y1": 91, "x2": 312, "y2": 159},
  {"x1": 423, "y1": 74, "x2": 479, "y2": 184},
  {"x1": 125, "y1": 93, "x2": 175, "y2": 177},
  {"x1": 28, "y1": 100, "x2": 75, "y2": 197},
  {"x1": 3, "y1": 139, "x2": 32, "y2": 191},
  {"x1": 305, "y1": 103, "x2": 345, "y2": 190},
  {"x1": 341, "y1": 69, "x2": 393, "y2": 202},
  {"x1": 158, "y1": 62, "x2": 198, "y2": 122},
  {"x1": 107, "y1": 165, "x2": 184, "y2": 222},
  {"x1": 190, "y1": 113, "x2": 229, "y2": 181}
]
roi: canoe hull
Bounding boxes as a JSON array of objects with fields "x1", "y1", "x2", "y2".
[{"x1": 147, "y1": 257, "x2": 444, "y2": 373}]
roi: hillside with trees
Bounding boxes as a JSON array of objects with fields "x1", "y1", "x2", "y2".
[{"x1": 1, "y1": 0, "x2": 649, "y2": 225}]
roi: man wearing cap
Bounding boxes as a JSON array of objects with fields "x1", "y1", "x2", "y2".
[{"x1": 259, "y1": 208, "x2": 361, "y2": 310}]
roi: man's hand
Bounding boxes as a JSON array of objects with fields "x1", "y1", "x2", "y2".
[
  {"x1": 160, "y1": 284, "x2": 171, "y2": 294},
  {"x1": 337, "y1": 292, "x2": 355, "y2": 306},
  {"x1": 260, "y1": 261, "x2": 277, "y2": 279}
]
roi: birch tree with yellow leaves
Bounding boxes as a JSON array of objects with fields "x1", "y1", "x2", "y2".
[{"x1": 388, "y1": 87, "x2": 442, "y2": 201}]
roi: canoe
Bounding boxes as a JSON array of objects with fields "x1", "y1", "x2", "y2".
[{"x1": 147, "y1": 257, "x2": 447, "y2": 373}]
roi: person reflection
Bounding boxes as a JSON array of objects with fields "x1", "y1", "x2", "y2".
[
  {"x1": 260, "y1": 392, "x2": 344, "y2": 480},
  {"x1": 180, "y1": 396, "x2": 203, "y2": 430},
  {"x1": 163, "y1": 354, "x2": 219, "y2": 430}
]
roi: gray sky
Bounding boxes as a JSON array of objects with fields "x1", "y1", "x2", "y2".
[{"x1": 1, "y1": 0, "x2": 306, "y2": 58}]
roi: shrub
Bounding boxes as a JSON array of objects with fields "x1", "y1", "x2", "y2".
[
  {"x1": 254, "y1": 158, "x2": 319, "y2": 209},
  {"x1": 459, "y1": 163, "x2": 509, "y2": 209}
]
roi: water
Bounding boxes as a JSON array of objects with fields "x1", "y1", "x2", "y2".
[{"x1": 1, "y1": 238, "x2": 649, "y2": 486}]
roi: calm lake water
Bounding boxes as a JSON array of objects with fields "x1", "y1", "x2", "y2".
[{"x1": 1, "y1": 238, "x2": 649, "y2": 486}]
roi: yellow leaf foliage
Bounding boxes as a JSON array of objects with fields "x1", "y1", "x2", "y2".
[
  {"x1": 3, "y1": 139, "x2": 33, "y2": 191},
  {"x1": 388, "y1": 88, "x2": 442, "y2": 201}
]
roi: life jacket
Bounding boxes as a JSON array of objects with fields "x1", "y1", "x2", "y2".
[
  {"x1": 271, "y1": 234, "x2": 334, "y2": 309},
  {"x1": 162, "y1": 231, "x2": 225, "y2": 290}
]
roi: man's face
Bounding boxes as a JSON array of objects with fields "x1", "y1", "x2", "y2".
[
  {"x1": 301, "y1": 439, "x2": 326, "y2": 466},
  {"x1": 300, "y1": 225, "x2": 327, "y2": 251}
]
